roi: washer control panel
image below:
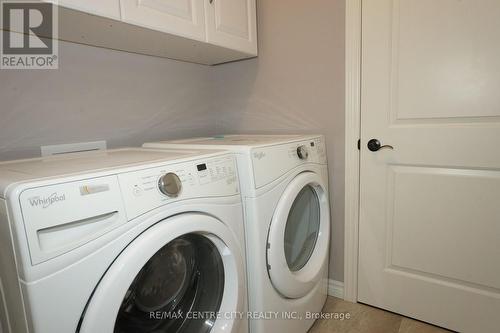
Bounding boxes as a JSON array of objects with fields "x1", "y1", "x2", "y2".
[{"x1": 119, "y1": 155, "x2": 239, "y2": 219}]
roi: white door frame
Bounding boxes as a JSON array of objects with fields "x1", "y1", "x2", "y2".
[{"x1": 343, "y1": 0, "x2": 362, "y2": 303}]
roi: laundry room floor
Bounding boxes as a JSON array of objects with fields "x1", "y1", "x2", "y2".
[{"x1": 308, "y1": 297, "x2": 452, "y2": 333}]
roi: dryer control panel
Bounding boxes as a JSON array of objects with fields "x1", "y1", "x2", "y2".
[
  {"x1": 118, "y1": 155, "x2": 239, "y2": 219},
  {"x1": 251, "y1": 136, "x2": 327, "y2": 188}
]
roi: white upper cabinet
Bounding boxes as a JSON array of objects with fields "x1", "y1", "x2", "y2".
[
  {"x1": 205, "y1": 0, "x2": 257, "y2": 55},
  {"x1": 43, "y1": 0, "x2": 257, "y2": 64},
  {"x1": 49, "y1": 0, "x2": 121, "y2": 19},
  {"x1": 120, "y1": 0, "x2": 206, "y2": 41}
]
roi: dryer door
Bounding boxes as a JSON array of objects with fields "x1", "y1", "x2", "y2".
[
  {"x1": 79, "y1": 213, "x2": 245, "y2": 333},
  {"x1": 267, "y1": 172, "x2": 330, "y2": 299}
]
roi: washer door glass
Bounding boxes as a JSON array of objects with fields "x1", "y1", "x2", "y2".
[
  {"x1": 284, "y1": 185, "x2": 321, "y2": 272},
  {"x1": 114, "y1": 234, "x2": 225, "y2": 333}
]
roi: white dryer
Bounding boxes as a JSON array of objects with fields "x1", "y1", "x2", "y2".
[
  {"x1": 0, "y1": 148, "x2": 247, "y2": 333},
  {"x1": 144, "y1": 135, "x2": 330, "y2": 333}
]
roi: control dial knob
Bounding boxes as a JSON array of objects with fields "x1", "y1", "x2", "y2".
[
  {"x1": 297, "y1": 145, "x2": 309, "y2": 160},
  {"x1": 158, "y1": 173, "x2": 182, "y2": 197}
]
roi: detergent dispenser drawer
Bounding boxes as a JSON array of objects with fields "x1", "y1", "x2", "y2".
[{"x1": 19, "y1": 175, "x2": 127, "y2": 265}]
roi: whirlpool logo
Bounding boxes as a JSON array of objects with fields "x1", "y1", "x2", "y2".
[
  {"x1": 28, "y1": 192, "x2": 66, "y2": 208},
  {"x1": 253, "y1": 152, "x2": 266, "y2": 160}
]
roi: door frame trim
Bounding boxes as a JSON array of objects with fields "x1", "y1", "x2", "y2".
[{"x1": 344, "y1": 0, "x2": 362, "y2": 303}]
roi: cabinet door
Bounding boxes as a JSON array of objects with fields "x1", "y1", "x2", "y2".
[
  {"x1": 205, "y1": 0, "x2": 257, "y2": 55},
  {"x1": 120, "y1": 0, "x2": 205, "y2": 41},
  {"x1": 45, "y1": 0, "x2": 121, "y2": 19}
]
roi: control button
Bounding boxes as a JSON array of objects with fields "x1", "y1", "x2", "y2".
[
  {"x1": 133, "y1": 185, "x2": 143, "y2": 197},
  {"x1": 158, "y1": 173, "x2": 182, "y2": 197},
  {"x1": 297, "y1": 145, "x2": 309, "y2": 160}
]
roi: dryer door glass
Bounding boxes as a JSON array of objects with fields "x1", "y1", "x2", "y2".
[
  {"x1": 284, "y1": 185, "x2": 321, "y2": 271},
  {"x1": 114, "y1": 234, "x2": 224, "y2": 333},
  {"x1": 266, "y1": 172, "x2": 330, "y2": 298}
]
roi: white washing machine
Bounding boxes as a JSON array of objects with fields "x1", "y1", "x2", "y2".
[
  {"x1": 144, "y1": 135, "x2": 330, "y2": 333},
  {"x1": 0, "y1": 148, "x2": 248, "y2": 333}
]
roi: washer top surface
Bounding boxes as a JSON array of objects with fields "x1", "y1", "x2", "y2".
[{"x1": 0, "y1": 147, "x2": 224, "y2": 198}]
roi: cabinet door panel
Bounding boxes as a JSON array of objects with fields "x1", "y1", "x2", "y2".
[
  {"x1": 206, "y1": 0, "x2": 257, "y2": 55},
  {"x1": 120, "y1": 0, "x2": 205, "y2": 41}
]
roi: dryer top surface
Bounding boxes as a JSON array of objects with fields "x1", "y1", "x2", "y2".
[{"x1": 154, "y1": 134, "x2": 322, "y2": 150}]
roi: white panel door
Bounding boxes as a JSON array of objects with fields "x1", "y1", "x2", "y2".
[
  {"x1": 358, "y1": 1, "x2": 500, "y2": 332},
  {"x1": 205, "y1": 0, "x2": 257, "y2": 55},
  {"x1": 120, "y1": 0, "x2": 205, "y2": 41},
  {"x1": 55, "y1": 0, "x2": 121, "y2": 19}
]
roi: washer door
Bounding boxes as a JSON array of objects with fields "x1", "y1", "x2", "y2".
[
  {"x1": 267, "y1": 172, "x2": 330, "y2": 299},
  {"x1": 79, "y1": 213, "x2": 245, "y2": 333}
]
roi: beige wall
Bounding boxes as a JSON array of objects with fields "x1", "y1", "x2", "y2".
[
  {"x1": 0, "y1": 0, "x2": 346, "y2": 281},
  {"x1": 212, "y1": 0, "x2": 346, "y2": 281},
  {"x1": 0, "y1": 41, "x2": 215, "y2": 161}
]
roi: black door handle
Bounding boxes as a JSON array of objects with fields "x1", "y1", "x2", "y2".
[{"x1": 367, "y1": 139, "x2": 394, "y2": 152}]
